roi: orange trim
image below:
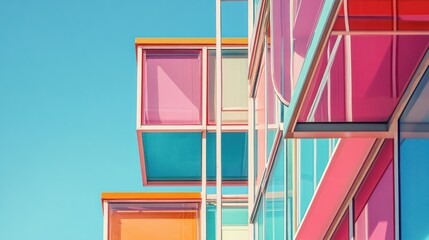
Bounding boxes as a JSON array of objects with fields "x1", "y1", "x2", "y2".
[
  {"x1": 101, "y1": 192, "x2": 201, "y2": 201},
  {"x1": 135, "y1": 38, "x2": 248, "y2": 46}
]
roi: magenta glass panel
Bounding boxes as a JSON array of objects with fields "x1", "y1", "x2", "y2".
[
  {"x1": 298, "y1": 35, "x2": 429, "y2": 123},
  {"x1": 355, "y1": 163, "x2": 394, "y2": 240},
  {"x1": 142, "y1": 50, "x2": 201, "y2": 125},
  {"x1": 354, "y1": 140, "x2": 394, "y2": 240},
  {"x1": 270, "y1": 0, "x2": 292, "y2": 103},
  {"x1": 293, "y1": 0, "x2": 325, "y2": 79},
  {"x1": 332, "y1": 210, "x2": 349, "y2": 240}
]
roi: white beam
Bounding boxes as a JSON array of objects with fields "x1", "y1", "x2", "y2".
[
  {"x1": 103, "y1": 200, "x2": 108, "y2": 240},
  {"x1": 216, "y1": 0, "x2": 223, "y2": 239}
]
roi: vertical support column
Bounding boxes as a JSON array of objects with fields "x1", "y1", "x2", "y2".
[
  {"x1": 343, "y1": 0, "x2": 353, "y2": 122},
  {"x1": 103, "y1": 200, "x2": 108, "y2": 240},
  {"x1": 393, "y1": 123, "x2": 400, "y2": 240},
  {"x1": 248, "y1": 0, "x2": 254, "y2": 57},
  {"x1": 215, "y1": 1, "x2": 223, "y2": 239},
  {"x1": 136, "y1": 47, "x2": 143, "y2": 129},
  {"x1": 201, "y1": 47, "x2": 208, "y2": 240},
  {"x1": 348, "y1": 201, "x2": 354, "y2": 240}
]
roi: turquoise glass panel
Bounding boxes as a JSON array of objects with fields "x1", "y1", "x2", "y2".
[
  {"x1": 142, "y1": 132, "x2": 202, "y2": 181},
  {"x1": 299, "y1": 139, "x2": 314, "y2": 222},
  {"x1": 207, "y1": 205, "x2": 248, "y2": 240},
  {"x1": 399, "y1": 69, "x2": 429, "y2": 239},
  {"x1": 207, "y1": 132, "x2": 248, "y2": 181},
  {"x1": 316, "y1": 139, "x2": 329, "y2": 184},
  {"x1": 266, "y1": 139, "x2": 285, "y2": 240},
  {"x1": 207, "y1": 204, "x2": 216, "y2": 240},
  {"x1": 267, "y1": 129, "x2": 277, "y2": 160},
  {"x1": 286, "y1": 139, "x2": 294, "y2": 239},
  {"x1": 223, "y1": 207, "x2": 248, "y2": 226},
  {"x1": 255, "y1": 197, "x2": 264, "y2": 240},
  {"x1": 298, "y1": 138, "x2": 332, "y2": 224}
]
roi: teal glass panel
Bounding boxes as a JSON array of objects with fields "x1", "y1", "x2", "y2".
[
  {"x1": 266, "y1": 139, "x2": 285, "y2": 240},
  {"x1": 207, "y1": 205, "x2": 248, "y2": 240},
  {"x1": 207, "y1": 204, "x2": 216, "y2": 240},
  {"x1": 267, "y1": 129, "x2": 277, "y2": 160},
  {"x1": 399, "y1": 69, "x2": 429, "y2": 239},
  {"x1": 316, "y1": 139, "x2": 329, "y2": 184},
  {"x1": 255, "y1": 196, "x2": 265, "y2": 240},
  {"x1": 207, "y1": 132, "x2": 248, "y2": 181},
  {"x1": 286, "y1": 139, "x2": 294, "y2": 239},
  {"x1": 299, "y1": 139, "x2": 314, "y2": 222},
  {"x1": 223, "y1": 207, "x2": 248, "y2": 226},
  {"x1": 142, "y1": 132, "x2": 202, "y2": 181}
]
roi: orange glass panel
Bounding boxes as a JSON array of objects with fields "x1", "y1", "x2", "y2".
[{"x1": 108, "y1": 203, "x2": 199, "y2": 240}]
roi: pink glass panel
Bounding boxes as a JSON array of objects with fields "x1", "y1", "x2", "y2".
[
  {"x1": 270, "y1": 0, "x2": 292, "y2": 103},
  {"x1": 267, "y1": 47, "x2": 276, "y2": 125},
  {"x1": 332, "y1": 210, "x2": 349, "y2": 240},
  {"x1": 298, "y1": 35, "x2": 429, "y2": 122},
  {"x1": 354, "y1": 140, "x2": 394, "y2": 240},
  {"x1": 142, "y1": 50, "x2": 201, "y2": 125},
  {"x1": 293, "y1": 0, "x2": 325, "y2": 79},
  {"x1": 355, "y1": 163, "x2": 394, "y2": 240},
  {"x1": 256, "y1": 53, "x2": 266, "y2": 187}
]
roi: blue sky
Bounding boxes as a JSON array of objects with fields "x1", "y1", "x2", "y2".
[{"x1": 0, "y1": 0, "x2": 247, "y2": 239}]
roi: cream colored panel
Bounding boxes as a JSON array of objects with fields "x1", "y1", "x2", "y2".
[{"x1": 222, "y1": 226, "x2": 248, "y2": 240}]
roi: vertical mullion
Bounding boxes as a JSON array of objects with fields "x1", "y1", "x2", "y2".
[
  {"x1": 394, "y1": 123, "x2": 400, "y2": 240},
  {"x1": 215, "y1": 1, "x2": 223, "y2": 239},
  {"x1": 348, "y1": 200, "x2": 354, "y2": 240},
  {"x1": 264, "y1": 37, "x2": 269, "y2": 166},
  {"x1": 201, "y1": 47, "x2": 208, "y2": 240},
  {"x1": 103, "y1": 201, "x2": 108, "y2": 240},
  {"x1": 136, "y1": 47, "x2": 143, "y2": 128}
]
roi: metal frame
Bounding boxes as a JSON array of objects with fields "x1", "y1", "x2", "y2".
[{"x1": 215, "y1": 1, "x2": 223, "y2": 239}]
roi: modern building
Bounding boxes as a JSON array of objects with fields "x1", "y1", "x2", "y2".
[{"x1": 102, "y1": 0, "x2": 429, "y2": 239}]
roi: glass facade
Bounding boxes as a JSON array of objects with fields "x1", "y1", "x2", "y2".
[
  {"x1": 108, "y1": 201, "x2": 200, "y2": 240},
  {"x1": 103, "y1": 0, "x2": 429, "y2": 239},
  {"x1": 399, "y1": 69, "x2": 429, "y2": 239},
  {"x1": 142, "y1": 50, "x2": 202, "y2": 125}
]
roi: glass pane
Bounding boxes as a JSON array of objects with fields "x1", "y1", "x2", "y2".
[
  {"x1": 142, "y1": 50, "x2": 202, "y2": 125},
  {"x1": 266, "y1": 43, "x2": 278, "y2": 160},
  {"x1": 286, "y1": 139, "x2": 294, "y2": 239},
  {"x1": 207, "y1": 205, "x2": 248, "y2": 240},
  {"x1": 254, "y1": 197, "x2": 265, "y2": 240},
  {"x1": 142, "y1": 132, "x2": 202, "y2": 181},
  {"x1": 270, "y1": 0, "x2": 292, "y2": 103},
  {"x1": 399, "y1": 68, "x2": 429, "y2": 239},
  {"x1": 333, "y1": 0, "x2": 429, "y2": 31},
  {"x1": 208, "y1": 50, "x2": 248, "y2": 124},
  {"x1": 109, "y1": 202, "x2": 199, "y2": 240},
  {"x1": 207, "y1": 132, "x2": 248, "y2": 181},
  {"x1": 298, "y1": 139, "x2": 314, "y2": 222},
  {"x1": 298, "y1": 138, "x2": 334, "y2": 224},
  {"x1": 293, "y1": 0, "x2": 325, "y2": 79},
  {"x1": 299, "y1": 35, "x2": 429, "y2": 123},
  {"x1": 266, "y1": 139, "x2": 285, "y2": 240},
  {"x1": 331, "y1": 210, "x2": 349, "y2": 240},
  {"x1": 255, "y1": 51, "x2": 267, "y2": 188},
  {"x1": 354, "y1": 140, "x2": 394, "y2": 240}
]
